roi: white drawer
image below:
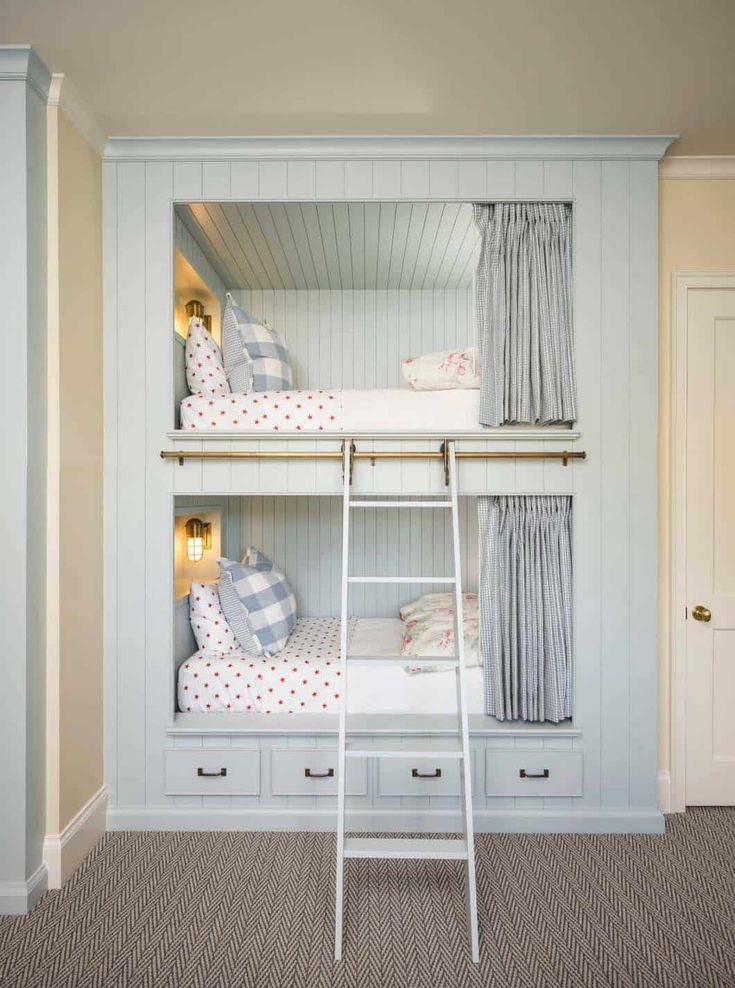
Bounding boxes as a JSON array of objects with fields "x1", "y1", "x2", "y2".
[
  {"x1": 485, "y1": 749, "x2": 583, "y2": 797},
  {"x1": 378, "y1": 757, "x2": 473, "y2": 797},
  {"x1": 165, "y1": 748, "x2": 260, "y2": 796},
  {"x1": 270, "y1": 748, "x2": 367, "y2": 796}
]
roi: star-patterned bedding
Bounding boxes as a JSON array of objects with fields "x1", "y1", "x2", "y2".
[
  {"x1": 178, "y1": 618, "x2": 352, "y2": 714},
  {"x1": 177, "y1": 617, "x2": 486, "y2": 715},
  {"x1": 178, "y1": 387, "x2": 483, "y2": 433}
]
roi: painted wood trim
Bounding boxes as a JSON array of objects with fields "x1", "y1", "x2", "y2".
[
  {"x1": 0, "y1": 45, "x2": 51, "y2": 101},
  {"x1": 47, "y1": 73, "x2": 106, "y2": 154},
  {"x1": 659, "y1": 157, "x2": 735, "y2": 180},
  {"x1": 668, "y1": 273, "x2": 735, "y2": 814},
  {"x1": 168, "y1": 713, "x2": 581, "y2": 736},
  {"x1": 0, "y1": 864, "x2": 48, "y2": 916},
  {"x1": 166, "y1": 429, "x2": 582, "y2": 442},
  {"x1": 104, "y1": 136, "x2": 676, "y2": 163},
  {"x1": 106, "y1": 805, "x2": 664, "y2": 834},
  {"x1": 42, "y1": 787, "x2": 108, "y2": 889}
]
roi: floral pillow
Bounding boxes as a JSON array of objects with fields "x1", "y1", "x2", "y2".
[
  {"x1": 400, "y1": 592, "x2": 478, "y2": 623},
  {"x1": 185, "y1": 317, "x2": 230, "y2": 397},
  {"x1": 401, "y1": 348, "x2": 480, "y2": 391},
  {"x1": 189, "y1": 581, "x2": 239, "y2": 653},
  {"x1": 399, "y1": 592, "x2": 481, "y2": 674}
]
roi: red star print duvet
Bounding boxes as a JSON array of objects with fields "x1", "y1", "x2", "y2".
[
  {"x1": 178, "y1": 618, "x2": 354, "y2": 714},
  {"x1": 180, "y1": 389, "x2": 340, "y2": 432}
]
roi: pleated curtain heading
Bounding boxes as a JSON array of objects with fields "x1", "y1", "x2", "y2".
[
  {"x1": 474, "y1": 203, "x2": 577, "y2": 426},
  {"x1": 479, "y1": 495, "x2": 573, "y2": 723}
]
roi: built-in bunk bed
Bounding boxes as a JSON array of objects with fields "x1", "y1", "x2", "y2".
[{"x1": 103, "y1": 137, "x2": 667, "y2": 845}]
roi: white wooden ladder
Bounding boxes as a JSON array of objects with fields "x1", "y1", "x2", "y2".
[{"x1": 334, "y1": 439, "x2": 479, "y2": 963}]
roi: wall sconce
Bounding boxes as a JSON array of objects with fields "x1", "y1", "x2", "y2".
[
  {"x1": 185, "y1": 299, "x2": 212, "y2": 332},
  {"x1": 185, "y1": 517, "x2": 212, "y2": 562}
]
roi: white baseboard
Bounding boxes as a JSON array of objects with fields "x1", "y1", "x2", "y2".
[
  {"x1": 0, "y1": 863, "x2": 48, "y2": 915},
  {"x1": 657, "y1": 770, "x2": 672, "y2": 814},
  {"x1": 43, "y1": 786, "x2": 108, "y2": 889},
  {"x1": 107, "y1": 805, "x2": 665, "y2": 835}
]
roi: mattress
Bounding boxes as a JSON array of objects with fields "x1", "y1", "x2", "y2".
[
  {"x1": 177, "y1": 617, "x2": 485, "y2": 715},
  {"x1": 179, "y1": 387, "x2": 483, "y2": 434}
]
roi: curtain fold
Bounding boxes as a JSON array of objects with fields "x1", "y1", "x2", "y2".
[
  {"x1": 479, "y1": 495, "x2": 572, "y2": 723},
  {"x1": 474, "y1": 203, "x2": 576, "y2": 426}
]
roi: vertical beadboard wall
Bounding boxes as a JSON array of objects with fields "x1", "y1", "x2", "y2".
[
  {"x1": 103, "y1": 147, "x2": 662, "y2": 827},
  {"x1": 233, "y1": 289, "x2": 473, "y2": 390},
  {"x1": 177, "y1": 495, "x2": 479, "y2": 618},
  {"x1": 174, "y1": 214, "x2": 226, "y2": 309}
]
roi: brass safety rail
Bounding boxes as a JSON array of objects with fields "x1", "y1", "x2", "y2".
[{"x1": 161, "y1": 441, "x2": 586, "y2": 483}]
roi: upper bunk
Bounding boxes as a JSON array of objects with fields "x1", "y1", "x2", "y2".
[{"x1": 170, "y1": 199, "x2": 580, "y2": 444}]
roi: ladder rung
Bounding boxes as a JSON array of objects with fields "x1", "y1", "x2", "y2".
[
  {"x1": 345, "y1": 740, "x2": 463, "y2": 759},
  {"x1": 344, "y1": 837, "x2": 468, "y2": 861},
  {"x1": 346, "y1": 655, "x2": 458, "y2": 668},
  {"x1": 350, "y1": 500, "x2": 452, "y2": 508},
  {"x1": 348, "y1": 576, "x2": 456, "y2": 584}
]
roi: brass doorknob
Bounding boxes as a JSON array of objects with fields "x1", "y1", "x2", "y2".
[{"x1": 692, "y1": 605, "x2": 712, "y2": 622}]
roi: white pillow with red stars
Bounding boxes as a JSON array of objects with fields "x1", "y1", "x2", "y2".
[
  {"x1": 189, "y1": 581, "x2": 239, "y2": 653},
  {"x1": 185, "y1": 317, "x2": 230, "y2": 397}
]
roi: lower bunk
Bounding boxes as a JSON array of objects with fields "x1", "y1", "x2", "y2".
[{"x1": 179, "y1": 616, "x2": 484, "y2": 716}]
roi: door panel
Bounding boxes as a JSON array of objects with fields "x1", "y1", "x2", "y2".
[{"x1": 685, "y1": 288, "x2": 735, "y2": 805}]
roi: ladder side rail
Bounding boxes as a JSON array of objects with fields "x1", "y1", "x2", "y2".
[
  {"x1": 448, "y1": 441, "x2": 480, "y2": 962},
  {"x1": 334, "y1": 439, "x2": 352, "y2": 962}
]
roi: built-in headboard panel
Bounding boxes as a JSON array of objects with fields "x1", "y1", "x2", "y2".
[
  {"x1": 173, "y1": 333, "x2": 188, "y2": 427},
  {"x1": 174, "y1": 594, "x2": 196, "y2": 670}
]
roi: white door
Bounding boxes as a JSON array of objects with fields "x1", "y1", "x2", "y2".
[{"x1": 685, "y1": 287, "x2": 735, "y2": 804}]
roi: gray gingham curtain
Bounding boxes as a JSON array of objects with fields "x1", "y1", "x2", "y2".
[
  {"x1": 479, "y1": 496, "x2": 572, "y2": 723},
  {"x1": 474, "y1": 203, "x2": 576, "y2": 426}
]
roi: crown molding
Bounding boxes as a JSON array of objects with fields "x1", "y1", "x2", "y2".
[
  {"x1": 0, "y1": 45, "x2": 52, "y2": 102},
  {"x1": 104, "y1": 134, "x2": 676, "y2": 163},
  {"x1": 48, "y1": 73, "x2": 106, "y2": 155},
  {"x1": 659, "y1": 155, "x2": 735, "y2": 179}
]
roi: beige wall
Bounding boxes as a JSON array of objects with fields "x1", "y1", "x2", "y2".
[
  {"x1": 658, "y1": 178, "x2": 735, "y2": 772},
  {"x1": 47, "y1": 108, "x2": 103, "y2": 831}
]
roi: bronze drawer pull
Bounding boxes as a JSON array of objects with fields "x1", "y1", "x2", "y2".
[
  {"x1": 412, "y1": 768, "x2": 442, "y2": 779},
  {"x1": 197, "y1": 767, "x2": 227, "y2": 778},
  {"x1": 519, "y1": 769, "x2": 549, "y2": 780},
  {"x1": 305, "y1": 768, "x2": 334, "y2": 778}
]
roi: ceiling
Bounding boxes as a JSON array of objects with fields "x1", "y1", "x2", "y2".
[
  {"x1": 177, "y1": 202, "x2": 480, "y2": 290},
  {"x1": 2, "y1": 0, "x2": 735, "y2": 154}
]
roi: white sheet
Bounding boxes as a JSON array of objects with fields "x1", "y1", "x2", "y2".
[
  {"x1": 179, "y1": 387, "x2": 483, "y2": 434},
  {"x1": 178, "y1": 617, "x2": 485, "y2": 715}
]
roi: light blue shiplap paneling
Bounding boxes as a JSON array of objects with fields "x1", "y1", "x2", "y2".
[
  {"x1": 115, "y1": 162, "x2": 148, "y2": 808},
  {"x1": 173, "y1": 495, "x2": 480, "y2": 619},
  {"x1": 233, "y1": 288, "x2": 473, "y2": 391},
  {"x1": 174, "y1": 213, "x2": 227, "y2": 305}
]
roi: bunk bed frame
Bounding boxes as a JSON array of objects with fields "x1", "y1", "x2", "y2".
[{"x1": 103, "y1": 135, "x2": 671, "y2": 848}]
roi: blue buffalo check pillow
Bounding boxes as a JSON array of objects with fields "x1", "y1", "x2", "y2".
[
  {"x1": 222, "y1": 296, "x2": 293, "y2": 393},
  {"x1": 217, "y1": 549, "x2": 297, "y2": 656}
]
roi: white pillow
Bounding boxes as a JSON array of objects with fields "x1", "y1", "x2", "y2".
[
  {"x1": 189, "y1": 581, "x2": 239, "y2": 653},
  {"x1": 185, "y1": 317, "x2": 230, "y2": 396},
  {"x1": 401, "y1": 348, "x2": 480, "y2": 391}
]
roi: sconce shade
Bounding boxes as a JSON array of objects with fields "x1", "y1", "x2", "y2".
[{"x1": 185, "y1": 517, "x2": 211, "y2": 563}]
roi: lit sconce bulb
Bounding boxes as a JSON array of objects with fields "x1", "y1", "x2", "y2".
[
  {"x1": 184, "y1": 518, "x2": 211, "y2": 563},
  {"x1": 187, "y1": 536, "x2": 204, "y2": 562}
]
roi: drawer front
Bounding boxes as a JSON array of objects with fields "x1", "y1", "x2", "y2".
[
  {"x1": 378, "y1": 757, "x2": 472, "y2": 797},
  {"x1": 270, "y1": 748, "x2": 367, "y2": 797},
  {"x1": 165, "y1": 748, "x2": 260, "y2": 796},
  {"x1": 485, "y1": 749, "x2": 583, "y2": 797}
]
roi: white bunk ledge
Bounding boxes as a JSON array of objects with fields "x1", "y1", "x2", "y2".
[
  {"x1": 166, "y1": 428, "x2": 582, "y2": 442},
  {"x1": 168, "y1": 712, "x2": 581, "y2": 736}
]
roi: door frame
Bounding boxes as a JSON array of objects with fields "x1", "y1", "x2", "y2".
[{"x1": 669, "y1": 273, "x2": 735, "y2": 812}]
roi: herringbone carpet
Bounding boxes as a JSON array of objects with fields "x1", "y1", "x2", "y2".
[{"x1": 1, "y1": 809, "x2": 734, "y2": 988}]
